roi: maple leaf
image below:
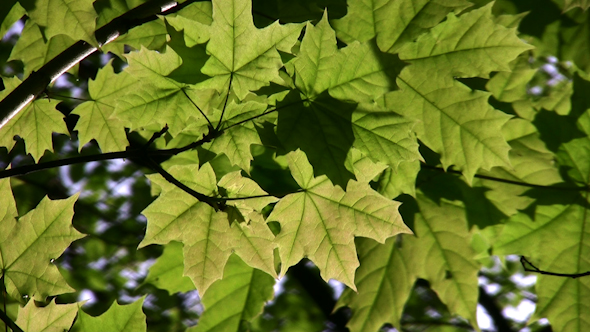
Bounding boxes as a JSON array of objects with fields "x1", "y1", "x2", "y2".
[
  {"x1": 8, "y1": 21, "x2": 75, "y2": 77},
  {"x1": 188, "y1": 255, "x2": 275, "y2": 332},
  {"x1": 398, "y1": 4, "x2": 534, "y2": 79},
  {"x1": 494, "y1": 108, "x2": 590, "y2": 332},
  {"x1": 113, "y1": 46, "x2": 216, "y2": 136},
  {"x1": 267, "y1": 150, "x2": 411, "y2": 290},
  {"x1": 0, "y1": 77, "x2": 69, "y2": 161},
  {"x1": 383, "y1": 69, "x2": 512, "y2": 182},
  {"x1": 335, "y1": 237, "x2": 416, "y2": 332},
  {"x1": 73, "y1": 297, "x2": 147, "y2": 332},
  {"x1": 198, "y1": 0, "x2": 303, "y2": 99},
  {"x1": 291, "y1": 12, "x2": 405, "y2": 103},
  {"x1": 143, "y1": 241, "x2": 196, "y2": 294},
  {"x1": 0, "y1": 179, "x2": 83, "y2": 302},
  {"x1": 19, "y1": 0, "x2": 98, "y2": 46},
  {"x1": 16, "y1": 299, "x2": 78, "y2": 332},
  {"x1": 71, "y1": 61, "x2": 131, "y2": 153},
  {"x1": 331, "y1": 0, "x2": 471, "y2": 53}
]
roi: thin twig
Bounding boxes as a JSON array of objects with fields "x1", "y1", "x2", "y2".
[
  {"x1": 215, "y1": 73, "x2": 234, "y2": 131},
  {"x1": 521, "y1": 256, "x2": 590, "y2": 278},
  {"x1": 145, "y1": 158, "x2": 222, "y2": 209},
  {"x1": 0, "y1": 277, "x2": 24, "y2": 332},
  {"x1": 421, "y1": 164, "x2": 590, "y2": 192},
  {"x1": 181, "y1": 88, "x2": 213, "y2": 129},
  {"x1": 223, "y1": 97, "x2": 308, "y2": 131},
  {"x1": 145, "y1": 125, "x2": 169, "y2": 147}
]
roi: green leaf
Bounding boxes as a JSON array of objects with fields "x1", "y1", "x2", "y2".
[
  {"x1": 218, "y1": 170, "x2": 278, "y2": 212},
  {"x1": 165, "y1": 1, "x2": 213, "y2": 47},
  {"x1": 336, "y1": 237, "x2": 416, "y2": 332},
  {"x1": 376, "y1": 160, "x2": 420, "y2": 199},
  {"x1": 276, "y1": 93, "x2": 356, "y2": 187},
  {"x1": 383, "y1": 70, "x2": 512, "y2": 182},
  {"x1": 72, "y1": 297, "x2": 146, "y2": 332},
  {"x1": 0, "y1": 182, "x2": 82, "y2": 302},
  {"x1": 406, "y1": 192, "x2": 480, "y2": 327},
  {"x1": 399, "y1": 4, "x2": 533, "y2": 79},
  {"x1": 188, "y1": 255, "x2": 275, "y2": 332},
  {"x1": 486, "y1": 57, "x2": 538, "y2": 103},
  {"x1": 140, "y1": 163, "x2": 278, "y2": 292},
  {"x1": 206, "y1": 100, "x2": 267, "y2": 171},
  {"x1": 292, "y1": 13, "x2": 405, "y2": 102},
  {"x1": 0, "y1": 77, "x2": 69, "y2": 161},
  {"x1": 0, "y1": 1, "x2": 25, "y2": 42},
  {"x1": 113, "y1": 47, "x2": 214, "y2": 135},
  {"x1": 20, "y1": 0, "x2": 98, "y2": 46},
  {"x1": 143, "y1": 241, "x2": 196, "y2": 294},
  {"x1": 71, "y1": 61, "x2": 131, "y2": 153},
  {"x1": 350, "y1": 102, "x2": 420, "y2": 170},
  {"x1": 8, "y1": 20, "x2": 76, "y2": 77},
  {"x1": 493, "y1": 200, "x2": 590, "y2": 332},
  {"x1": 267, "y1": 150, "x2": 411, "y2": 289},
  {"x1": 475, "y1": 118, "x2": 562, "y2": 216},
  {"x1": 331, "y1": 0, "x2": 471, "y2": 53},
  {"x1": 101, "y1": 19, "x2": 168, "y2": 58},
  {"x1": 199, "y1": 0, "x2": 303, "y2": 99},
  {"x1": 228, "y1": 212, "x2": 278, "y2": 278},
  {"x1": 561, "y1": 0, "x2": 590, "y2": 12},
  {"x1": 15, "y1": 299, "x2": 78, "y2": 332}
]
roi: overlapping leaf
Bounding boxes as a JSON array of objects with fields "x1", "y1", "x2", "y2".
[
  {"x1": 292, "y1": 12, "x2": 405, "y2": 103},
  {"x1": 0, "y1": 179, "x2": 82, "y2": 302},
  {"x1": 71, "y1": 61, "x2": 132, "y2": 153},
  {"x1": 113, "y1": 47, "x2": 217, "y2": 136},
  {"x1": 399, "y1": 4, "x2": 534, "y2": 79},
  {"x1": 8, "y1": 21, "x2": 75, "y2": 77},
  {"x1": 337, "y1": 187, "x2": 481, "y2": 331},
  {"x1": 188, "y1": 255, "x2": 275, "y2": 332},
  {"x1": 141, "y1": 163, "x2": 277, "y2": 293},
  {"x1": 267, "y1": 150, "x2": 411, "y2": 289},
  {"x1": 0, "y1": 77, "x2": 69, "y2": 161},
  {"x1": 143, "y1": 241, "x2": 196, "y2": 294},
  {"x1": 198, "y1": 0, "x2": 303, "y2": 99},
  {"x1": 331, "y1": 0, "x2": 471, "y2": 53},
  {"x1": 335, "y1": 237, "x2": 416, "y2": 332},
  {"x1": 494, "y1": 108, "x2": 590, "y2": 332},
  {"x1": 72, "y1": 298, "x2": 146, "y2": 332},
  {"x1": 20, "y1": 0, "x2": 98, "y2": 45},
  {"x1": 383, "y1": 69, "x2": 512, "y2": 182},
  {"x1": 16, "y1": 300, "x2": 78, "y2": 332}
]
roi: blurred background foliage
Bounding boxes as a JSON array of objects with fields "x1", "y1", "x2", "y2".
[{"x1": 1, "y1": 0, "x2": 584, "y2": 331}]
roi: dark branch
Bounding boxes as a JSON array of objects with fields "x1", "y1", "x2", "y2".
[
  {"x1": 145, "y1": 158, "x2": 222, "y2": 209},
  {"x1": 0, "y1": 0, "x2": 199, "y2": 127},
  {"x1": 478, "y1": 286, "x2": 516, "y2": 332},
  {"x1": 181, "y1": 88, "x2": 213, "y2": 129},
  {"x1": 521, "y1": 256, "x2": 590, "y2": 278},
  {"x1": 421, "y1": 164, "x2": 590, "y2": 192},
  {"x1": 216, "y1": 73, "x2": 234, "y2": 131},
  {"x1": 0, "y1": 309, "x2": 23, "y2": 332}
]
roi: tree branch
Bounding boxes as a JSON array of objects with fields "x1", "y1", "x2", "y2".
[
  {"x1": 0, "y1": 309, "x2": 23, "y2": 332},
  {"x1": 521, "y1": 256, "x2": 590, "y2": 278},
  {"x1": 478, "y1": 286, "x2": 516, "y2": 332},
  {"x1": 0, "y1": 0, "x2": 199, "y2": 128},
  {"x1": 421, "y1": 164, "x2": 590, "y2": 192}
]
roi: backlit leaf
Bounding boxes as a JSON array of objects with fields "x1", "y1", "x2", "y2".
[{"x1": 0, "y1": 183, "x2": 82, "y2": 302}]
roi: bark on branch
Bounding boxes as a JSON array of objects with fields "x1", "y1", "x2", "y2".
[{"x1": 0, "y1": 0, "x2": 197, "y2": 128}]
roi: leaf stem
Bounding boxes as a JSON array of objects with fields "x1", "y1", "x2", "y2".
[
  {"x1": 145, "y1": 158, "x2": 222, "y2": 209},
  {"x1": 181, "y1": 88, "x2": 213, "y2": 129},
  {"x1": 521, "y1": 256, "x2": 590, "y2": 278},
  {"x1": 421, "y1": 163, "x2": 590, "y2": 192},
  {"x1": 0, "y1": 277, "x2": 24, "y2": 332},
  {"x1": 215, "y1": 73, "x2": 234, "y2": 131}
]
